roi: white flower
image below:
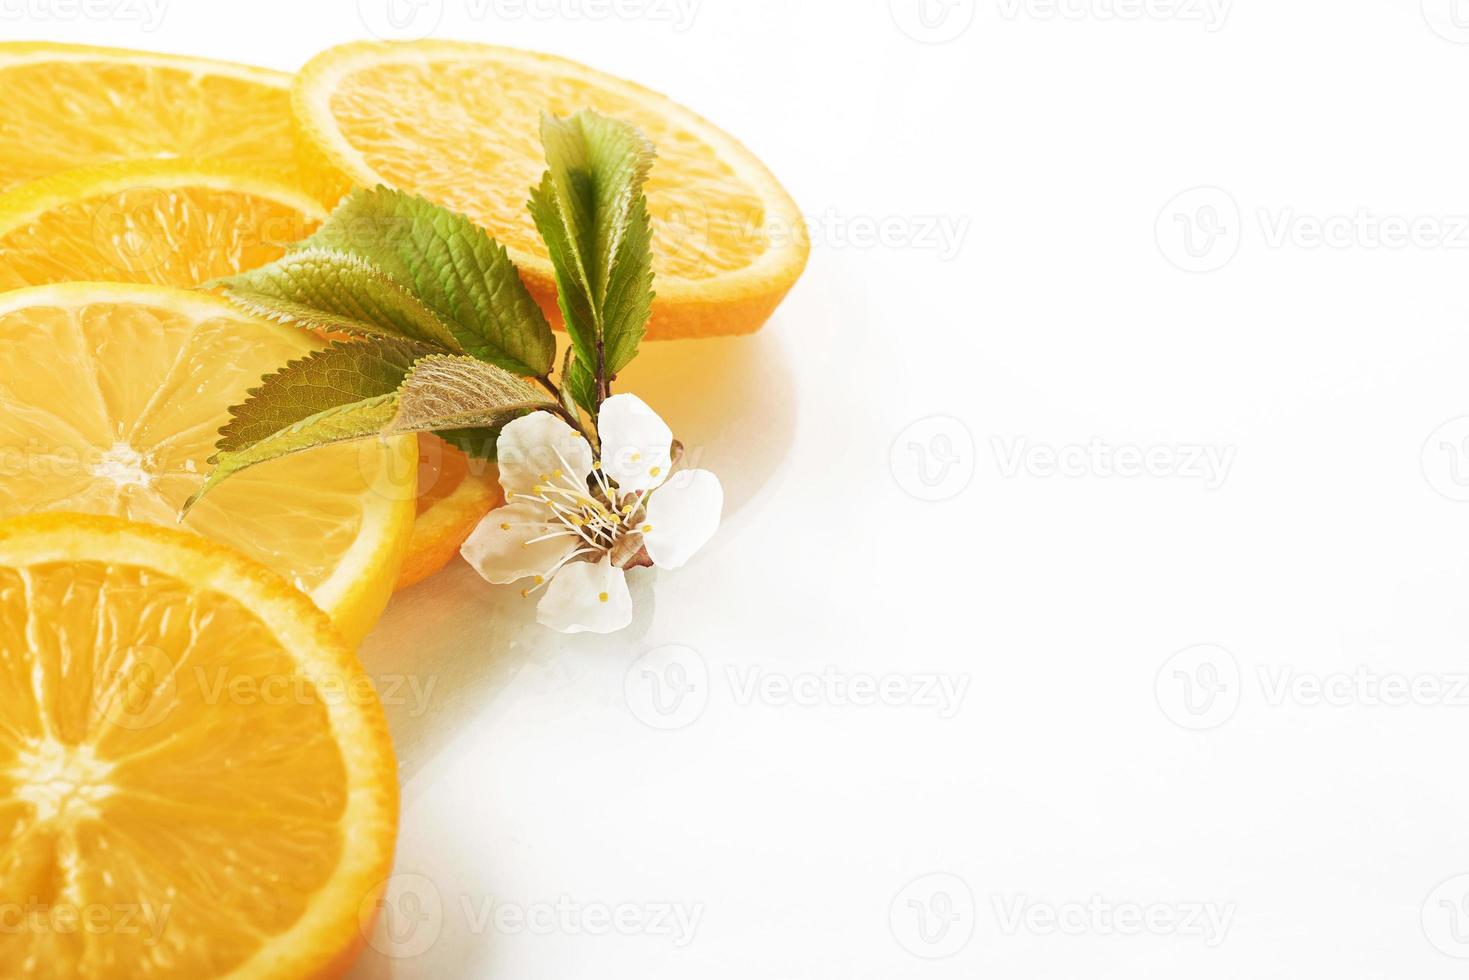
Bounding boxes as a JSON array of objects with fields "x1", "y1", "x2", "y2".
[{"x1": 460, "y1": 393, "x2": 723, "y2": 633}]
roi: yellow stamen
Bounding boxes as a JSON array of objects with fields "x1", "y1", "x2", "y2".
[
  {"x1": 500, "y1": 522, "x2": 510, "y2": 531},
  {"x1": 649, "y1": 466, "x2": 661, "y2": 477},
  {"x1": 641, "y1": 524, "x2": 653, "y2": 533},
  {"x1": 598, "y1": 592, "x2": 609, "y2": 603}
]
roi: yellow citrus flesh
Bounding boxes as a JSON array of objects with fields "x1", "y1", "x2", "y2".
[
  {"x1": 0, "y1": 43, "x2": 299, "y2": 192},
  {"x1": 396, "y1": 433, "x2": 501, "y2": 590},
  {"x1": 0, "y1": 161, "x2": 326, "y2": 292},
  {"x1": 0, "y1": 513, "x2": 398, "y2": 979},
  {"x1": 294, "y1": 40, "x2": 809, "y2": 339},
  {"x1": 0, "y1": 283, "x2": 416, "y2": 645}
]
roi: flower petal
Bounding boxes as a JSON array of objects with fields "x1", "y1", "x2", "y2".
[
  {"x1": 496, "y1": 411, "x2": 593, "y2": 499},
  {"x1": 460, "y1": 501, "x2": 579, "y2": 585},
  {"x1": 643, "y1": 469, "x2": 723, "y2": 569},
  {"x1": 597, "y1": 393, "x2": 674, "y2": 494},
  {"x1": 536, "y1": 556, "x2": 632, "y2": 634}
]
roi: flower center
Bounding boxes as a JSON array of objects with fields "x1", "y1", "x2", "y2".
[{"x1": 504, "y1": 456, "x2": 656, "y2": 600}]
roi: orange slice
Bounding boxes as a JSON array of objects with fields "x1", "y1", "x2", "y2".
[
  {"x1": 0, "y1": 283, "x2": 416, "y2": 645},
  {"x1": 293, "y1": 40, "x2": 808, "y2": 339},
  {"x1": 0, "y1": 161, "x2": 325, "y2": 291},
  {"x1": 0, "y1": 43, "x2": 299, "y2": 192},
  {"x1": 0, "y1": 513, "x2": 397, "y2": 978},
  {"x1": 396, "y1": 433, "x2": 502, "y2": 590}
]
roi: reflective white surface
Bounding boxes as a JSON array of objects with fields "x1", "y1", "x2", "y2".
[{"x1": 29, "y1": 0, "x2": 1469, "y2": 975}]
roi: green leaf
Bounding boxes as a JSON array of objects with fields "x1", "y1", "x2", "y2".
[
  {"x1": 213, "y1": 336, "x2": 429, "y2": 453},
  {"x1": 435, "y1": 426, "x2": 502, "y2": 461},
  {"x1": 213, "y1": 248, "x2": 463, "y2": 351},
  {"x1": 388, "y1": 354, "x2": 549, "y2": 433},
  {"x1": 288, "y1": 187, "x2": 555, "y2": 376},
  {"x1": 564, "y1": 357, "x2": 597, "y2": 423},
  {"x1": 186, "y1": 338, "x2": 554, "y2": 511},
  {"x1": 528, "y1": 110, "x2": 655, "y2": 408}
]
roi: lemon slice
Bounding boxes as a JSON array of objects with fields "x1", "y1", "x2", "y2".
[
  {"x1": 0, "y1": 282, "x2": 415, "y2": 644},
  {"x1": 0, "y1": 42, "x2": 298, "y2": 191},
  {"x1": 294, "y1": 40, "x2": 808, "y2": 339},
  {"x1": 0, "y1": 161, "x2": 326, "y2": 291},
  {"x1": 0, "y1": 512, "x2": 398, "y2": 978},
  {"x1": 0, "y1": 42, "x2": 299, "y2": 192}
]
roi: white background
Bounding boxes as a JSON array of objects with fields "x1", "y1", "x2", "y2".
[{"x1": 13, "y1": 0, "x2": 1469, "y2": 976}]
